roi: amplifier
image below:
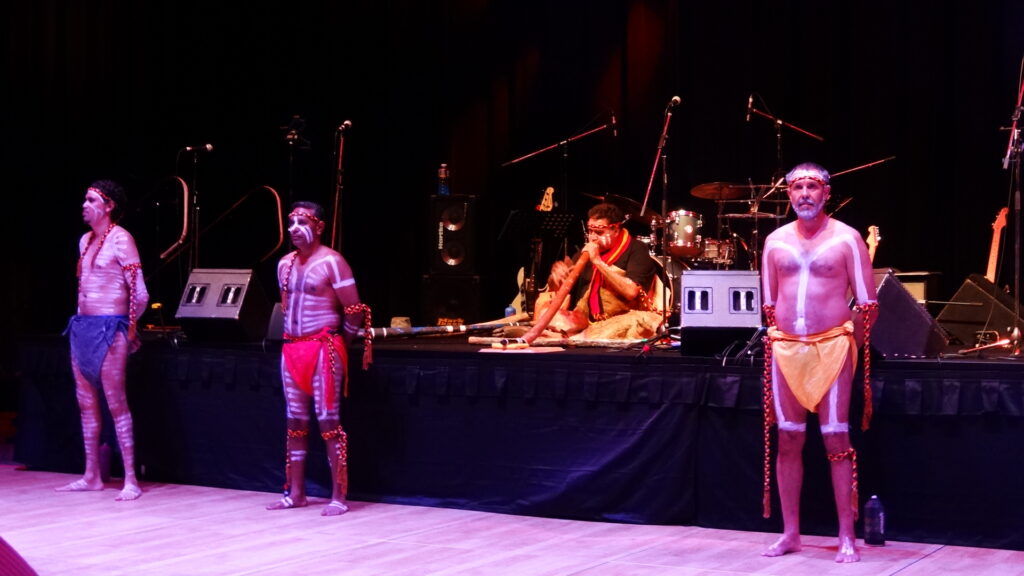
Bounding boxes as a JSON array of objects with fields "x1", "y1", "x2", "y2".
[
  {"x1": 679, "y1": 270, "x2": 762, "y2": 328},
  {"x1": 175, "y1": 268, "x2": 271, "y2": 342}
]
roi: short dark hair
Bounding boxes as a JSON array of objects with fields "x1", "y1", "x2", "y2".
[
  {"x1": 89, "y1": 180, "x2": 128, "y2": 222},
  {"x1": 291, "y1": 200, "x2": 326, "y2": 222},
  {"x1": 588, "y1": 202, "x2": 625, "y2": 225}
]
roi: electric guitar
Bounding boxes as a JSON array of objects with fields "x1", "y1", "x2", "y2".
[
  {"x1": 985, "y1": 207, "x2": 1008, "y2": 284},
  {"x1": 866, "y1": 225, "x2": 881, "y2": 263}
]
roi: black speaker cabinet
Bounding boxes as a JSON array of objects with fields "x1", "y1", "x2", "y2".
[
  {"x1": 429, "y1": 195, "x2": 476, "y2": 274},
  {"x1": 871, "y1": 271, "x2": 948, "y2": 358},
  {"x1": 936, "y1": 273, "x2": 1024, "y2": 346},
  {"x1": 175, "y1": 268, "x2": 271, "y2": 342},
  {"x1": 421, "y1": 274, "x2": 480, "y2": 325}
]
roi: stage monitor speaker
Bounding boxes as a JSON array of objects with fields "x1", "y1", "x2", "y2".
[
  {"x1": 871, "y1": 271, "x2": 948, "y2": 358},
  {"x1": 421, "y1": 274, "x2": 480, "y2": 326},
  {"x1": 429, "y1": 195, "x2": 477, "y2": 274},
  {"x1": 679, "y1": 270, "x2": 762, "y2": 328},
  {"x1": 936, "y1": 273, "x2": 1024, "y2": 346},
  {"x1": 175, "y1": 268, "x2": 271, "y2": 342},
  {"x1": 265, "y1": 302, "x2": 284, "y2": 342}
]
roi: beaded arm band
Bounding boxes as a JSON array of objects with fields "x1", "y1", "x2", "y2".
[
  {"x1": 761, "y1": 304, "x2": 776, "y2": 518},
  {"x1": 122, "y1": 262, "x2": 143, "y2": 336},
  {"x1": 344, "y1": 303, "x2": 373, "y2": 370},
  {"x1": 853, "y1": 301, "x2": 880, "y2": 431}
]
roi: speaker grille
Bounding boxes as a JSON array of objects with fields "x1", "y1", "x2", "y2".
[{"x1": 429, "y1": 195, "x2": 476, "y2": 274}]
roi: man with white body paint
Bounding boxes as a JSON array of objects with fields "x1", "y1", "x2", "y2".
[
  {"x1": 759, "y1": 163, "x2": 878, "y2": 563},
  {"x1": 57, "y1": 180, "x2": 149, "y2": 501},
  {"x1": 266, "y1": 201, "x2": 367, "y2": 516}
]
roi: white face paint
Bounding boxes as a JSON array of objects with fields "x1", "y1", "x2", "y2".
[
  {"x1": 586, "y1": 219, "x2": 618, "y2": 250},
  {"x1": 82, "y1": 190, "x2": 107, "y2": 225},
  {"x1": 288, "y1": 211, "x2": 320, "y2": 248}
]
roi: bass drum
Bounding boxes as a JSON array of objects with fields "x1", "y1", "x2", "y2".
[{"x1": 665, "y1": 210, "x2": 703, "y2": 259}]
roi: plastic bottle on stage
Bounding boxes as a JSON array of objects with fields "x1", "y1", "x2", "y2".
[
  {"x1": 438, "y1": 163, "x2": 450, "y2": 196},
  {"x1": 863, "y1": 494, "x2": 886, "y2": 546}
]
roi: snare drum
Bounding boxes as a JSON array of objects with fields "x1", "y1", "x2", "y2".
[
  {"x1": 665, "y1": 210, "x2": 703, "y2": 259},
  {"x1": 700, "y1": 238, "x2": 735, "y2": 265}
]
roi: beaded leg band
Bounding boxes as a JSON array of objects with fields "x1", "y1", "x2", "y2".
[
  {"x1": 827, "y1": 447, "x2": 859, "y2": 520},
  {"x1": 282, "y1": 428, "x2": 309, "y2": 496},
  {"x1": 322, "y1": 425, "x2": 349, "y2": 499}
]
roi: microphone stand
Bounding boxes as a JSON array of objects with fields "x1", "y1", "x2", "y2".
[
  {"x1": 330, "y1": 123, "x2": 350, "y2": 253},
  {"x1": 501, "y1": 117, "x2": 615, "y2": 259},
  {"x1": 641, "y1": 102, "x2": 677, "y2": 330},
  {"x1": 501, "y1": 120, "x2": 615, "y2": 212},
  {"x1": 748, "y1": 105, "x2": 825, "y2": 142},
  {"x1": 1005, "y1": 98, "x2": 1023, "y2": 356},
  {"x1": 187, "y1": 151, "x2": 202, "y2": 271}
]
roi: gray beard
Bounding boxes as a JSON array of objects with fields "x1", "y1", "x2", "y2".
[{"x1": 795, "y1": 205, "x2": 823, "y2": 220}]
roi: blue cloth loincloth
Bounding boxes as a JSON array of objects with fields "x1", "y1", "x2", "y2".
[{"x1": 64, "y1": 315, "x2": 129, "y2": 390}]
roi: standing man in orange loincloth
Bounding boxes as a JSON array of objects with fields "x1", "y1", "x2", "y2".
[{"x1": 760, "y1": 162, "x2": 878, "y2": 563}]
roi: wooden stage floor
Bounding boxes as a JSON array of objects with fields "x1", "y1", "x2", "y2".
[{"x1": 1, "y1": 464, "x2": 1021, "y2": 576}]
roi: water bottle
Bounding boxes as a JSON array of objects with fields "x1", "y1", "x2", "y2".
[
  {"x1": 438, "y1": 163, "x2": 450, "y2": 197},
  {"x1": 863, "y1": 494, "x2": 886, "y2": 546}
]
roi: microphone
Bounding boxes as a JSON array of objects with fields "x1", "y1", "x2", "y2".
[
  {"x1": 746, "y1": 94, "x2": 753, "y2": 122},
  {"x1": 183, "y1": 143, "x2": 213, "y2": 153},
  {"x1": 611, "y1": 112, "x2": 618, "y2": 137},
  {"x1": 338, "y1": 120, "x2": 353, "y2": 132},
  {"x1": 668, "y1": 96, "x2": 681, "y2": 108}
]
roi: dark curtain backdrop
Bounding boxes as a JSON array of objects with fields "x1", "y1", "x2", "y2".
[{"x1": 5, "y1": 2, "x2": 1024, "y2": 366}]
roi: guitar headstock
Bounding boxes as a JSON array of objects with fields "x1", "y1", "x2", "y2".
[
  {"x1": 865, "y1": 225, "x2": 880, "y2": 263},
  {"x1": 866, "y1": 225, "x2": 881, "y2": 247},
  {"x1": 993, "y1": 207, "x2": 1008, "y2": 232},
  {"x1": 536, "y1": 187, "x2": 555, "y2": 212}
]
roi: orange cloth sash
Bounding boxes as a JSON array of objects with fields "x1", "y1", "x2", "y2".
[
  {"x1": 282, "y1": 327, "x2": 349, "y2": 416},
  {"x1": 587, "y1": 232, "x2": 631, "y2": 320},
  {"x1": 768, "y1": 321, "x2": 855, "y2": 412}
]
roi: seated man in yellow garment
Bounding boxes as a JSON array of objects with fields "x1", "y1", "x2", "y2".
[{"x1": 535, "y1": 202, "x2": 664, "y2": 340}]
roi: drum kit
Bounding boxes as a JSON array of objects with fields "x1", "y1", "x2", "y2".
[{"x1": 597, "y1": 180, "x2": 789, "y2": 274}]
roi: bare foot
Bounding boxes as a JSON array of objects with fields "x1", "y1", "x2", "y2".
[
  {"x1": 321, "y1": 500, "x2": 349, "y2": 517},
  {"x1": 762, "y1": 534, "x2": 801, "y2": 557},
  {"x1": 266, "y1": 495, "x2": 308, "y2": 510},
  {"x1": 835, "y1": 536, "x2": 860, "y2": 563},
  {"x1": 115, "y1": 484, "x2": 142, "y2": 501},
  {"x1": 55, "y1": 478, "x2": 103, "y2": 492}
]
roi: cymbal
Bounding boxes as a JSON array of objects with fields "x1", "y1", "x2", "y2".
[
  {"x1": 717, "y1": 198, "x2": 790, "y2": 204},
  {"x1": 721, "y1": 212, "x2": 785, "y2": 219},
  {"x1": 690, "y1": 182, "x2": 748, "y2": 200},
  {"x1": 582, "y1": 193, "x2": 661, "y2": 224}
]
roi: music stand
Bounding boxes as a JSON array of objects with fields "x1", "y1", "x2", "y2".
[{"x1": 499, "y1": 210, "x2": 576, "y2": 314}]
